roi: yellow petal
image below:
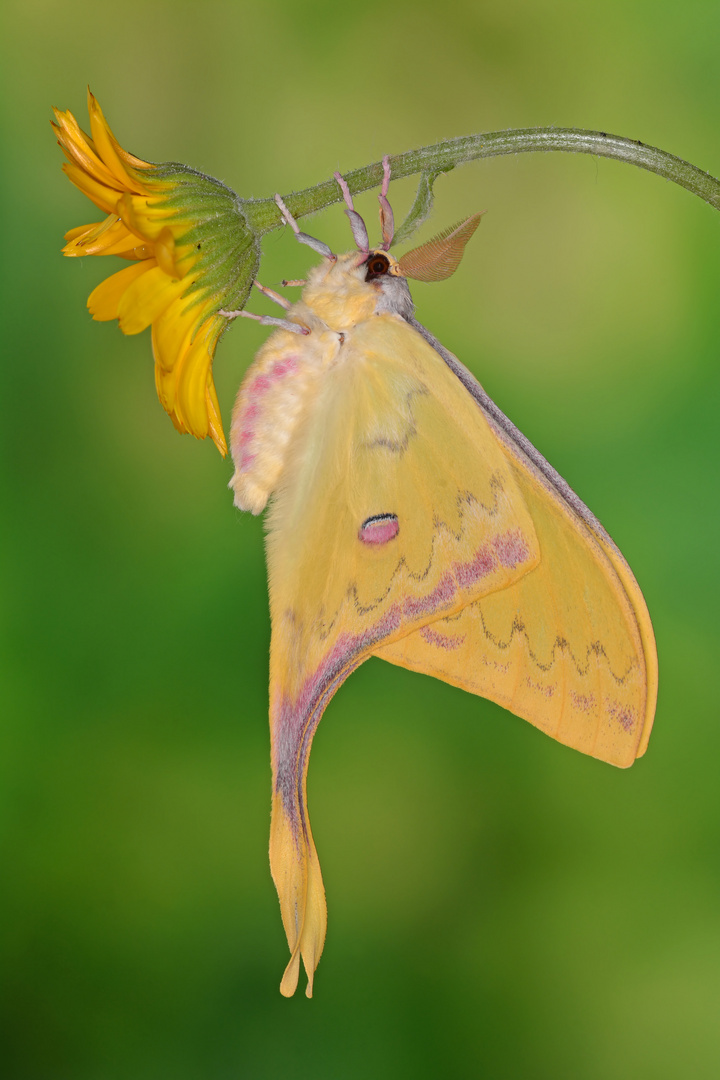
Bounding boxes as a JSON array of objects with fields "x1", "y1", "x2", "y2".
[
  {"x1": 151, "y1": 297, "x2": 199, "y2": 373},
  {"x1": 154, "y1": 361, "x2": 185, "y2": 423},
  {"x1": 52, "y1": 111, "x2": 120, "y2": 192},
  {"x1": 64, "y1": 222, "x2": 101, "y2": 244},
  {"x1": 152, "y1": 316, "x2": 224, "y2": 446},
  {"x1": 172, "y1": 317, "x2": 224, "y2": 438},
  {"x1": 154, "y1": 227, "x2": 182, "y2": 279},
  {"x1": 115, "y1": 142, "x2": 153, "y2": 171},
  {"x1": 52, "y1": 107, "x2": 96, "y2": 155},
  {"x1": 72, "y1": 217, "x2": 150, "y2": 258},
  {"x1": 63, "y1": 216, "x2": 133, "y2": 256},
  {"x1": 87, "y1": 90, "x2": 146, "y2": 195},
  {"x1": 116, "y1": 244, "x2": 155, "y2": 261},
  {"x1": 117, "y1": 264, "x2": 192, "y2": 335},
  {"x1": 62, "y1": 161, "x2": 120, "y2": 214},
  {"x1": 174, "y1": 322, "x2": 215, "y2": 436},
  {"x1": 116, "y1": 192, "x2": 179, "y2": 243},
  {"x1": 87, "y1": 260, "x2": 156, "y2": 321},
  {"x1": 87, "y1": 93, "x2": 152, "y2": 172},
  {"x1": 206, "y1": 375, "x2": 227, "y2": 456},
  {"x1": 97, "y1": 234, "x2": 149, "y2": 257}
]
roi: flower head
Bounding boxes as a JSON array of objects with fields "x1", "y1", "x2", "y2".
[{"x1": 53, "y1": 90, "x2": 260, "y2": 454}]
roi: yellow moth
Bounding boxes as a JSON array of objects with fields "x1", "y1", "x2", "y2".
[{"x1": 227, "y1": 162, "x2": 658, "y2": 998}]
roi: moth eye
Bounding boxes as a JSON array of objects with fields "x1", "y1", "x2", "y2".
[
  {"x1": 365, "y1": 253, "x2": 390, "y2": 281},
  {"x1": 359, "y1": 513, "x2": 399, "y2": 545}
]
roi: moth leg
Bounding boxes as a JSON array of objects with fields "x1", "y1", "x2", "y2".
[
  {"x1": 333, "y1": 170, "x2": 369, "y2": 253},
  {"x1": 281, "y1": 279, "x2": 307, "y2": 288},
  {"x1": 219, "y1": 307, "x2": 310, "y2": 335},
  {"x1": 274, "y1": 194, "x2": 336, "y2": 260},
  {"x1": 378, "y1": 154, "x2": 394, "y2": 250},
  {"x1": 254, "y1": 280, "x2": 292, "y2": 310}
]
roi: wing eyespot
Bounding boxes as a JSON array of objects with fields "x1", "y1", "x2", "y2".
[{"x1": 359, "y1": 513, "x2": 399, "y2": 545}]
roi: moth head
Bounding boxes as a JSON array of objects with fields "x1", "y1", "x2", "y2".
[
  {"x1": 363, "y1": 213, "x2": 484, "y2": 288},
  {"x1": 364, "y1": 249, "x2": 403, "y2": 281},
  {"x1": 361, "y1": 210, "x2": 484, "y2": 318},
  {"x1": 362, "y1": 248, "x2": 415, "y2": 319}
]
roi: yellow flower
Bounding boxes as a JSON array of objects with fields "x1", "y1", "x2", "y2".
[{"x1": 53, "y1": 90, "x2": 260, "y2": 455}]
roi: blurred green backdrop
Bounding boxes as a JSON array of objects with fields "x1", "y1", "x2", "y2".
[{"x1": 2, "y1": 1, "x2": 720, "y2": 1077}]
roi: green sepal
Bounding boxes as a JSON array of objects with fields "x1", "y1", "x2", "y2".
[{"x1": 148, "y1": 162, "x2": 261, "y2": 319}]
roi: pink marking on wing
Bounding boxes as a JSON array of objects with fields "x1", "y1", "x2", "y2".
[
  {"x1": 245, "y1": 355, "x2": 299, "y2": 409},
  {"x1": 359, "y1": 517, "x2": 399, "y2": 545},
  {"x1": 273, "y1": 604, "x2": 404, "y2": 836},
  {"x1": 571, "y1": 692, "x2": 597, "y2": 714},
  {"x1": 453, "y1": 545, "x2": 496, "y2": 587},
  {"x1": 526, "y1": 676, "x2": 556, "y2": 699},
  {"x1": 251, "y1": 374, "x2": 270, "y2": 396},
  {"x1": 272, "y1": 356, "x2": 299, "y2": 378},
  {"x1": 479, "y1": 655, "x2": 511, "y2": 674},
  {"x1": 606, "y1": 698, "x2": 636, "y2": 732},
  {"x1": 402, "y1": 573, "x2": 456, "y2": 619},
  {"x1": 493, "y1": 528, "x2": 532, "y2": 568},
  {"x1": 234, "y1": 355, "x2": 300, "y2": 470},
  {"x1": 420, "y1": 624, "x2": 465, "y2": 650},
  {"x1": 274, "y1": 605, "x2": 404, "y2": 759},
  {"x1": 238, "y1": 426, "x2": 256, "y2": 472},
  {"x1": 453, "y1": 528, "x2": 531, "y2": 588},
  {"x1": 273, "y1": 527, "x2": 533, "y2": 844}
]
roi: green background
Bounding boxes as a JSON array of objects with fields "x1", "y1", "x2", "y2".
[{"x1": 2, "y1": 1, "x2": 720, "y2": 1077}]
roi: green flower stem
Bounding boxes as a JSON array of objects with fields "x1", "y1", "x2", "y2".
[{"x1": 242, "y1": 128, "x2": 720, "y2": 234}]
